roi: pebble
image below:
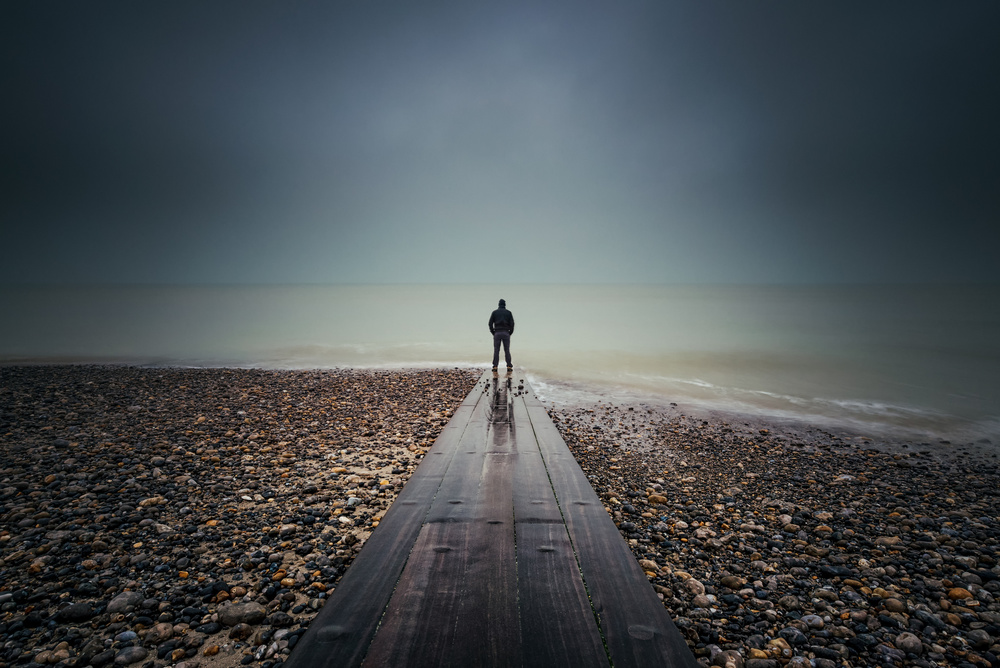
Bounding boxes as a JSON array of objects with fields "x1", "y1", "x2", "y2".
[
  {"x1": 107, "y1": 591, "x2": 144, "y2": 614},
  {"x1": 0, "y1": 366, "x2": 479, "y2": 667},
  {"x1": 219, "y1": 601, "x2": 267, "y2": 626},
  {"x1": 113, "y1": 646, "x2": 147, "y2": 665},
  {"x1": 91, "y1": 649, "x2": 115, "y2": 666},
  {"x1": 896, "y1": 631, "x2": 924, "y2": 654},
  {"x1": 550, "y1": 400, "x2": 1000, "y2": 667},
  {"x1": 55, "y1": 601, "x2": 96, "y2": 622}
]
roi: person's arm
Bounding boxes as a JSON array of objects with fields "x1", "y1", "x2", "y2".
[
  {"x1": 488, "y1": 312, "x2": 495, "y2": 334},
  {"x1": 509, "y1": 314, "x2": 514, "y2": 335}
]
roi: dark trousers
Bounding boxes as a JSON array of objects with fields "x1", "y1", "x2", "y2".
[{"x1": 492, "y1": 331, "x2": 511, "y2": 367}]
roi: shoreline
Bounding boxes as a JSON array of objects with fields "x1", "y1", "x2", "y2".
[
  {"x1": 5, "y1": 358, "x2": 996, "y2": 449},
  {"x1": 531, "y1": 375, "x2": 999, "y2": 463},
  {"x1": 2, "y1": 365, "x2": 999, "y2": 667}
]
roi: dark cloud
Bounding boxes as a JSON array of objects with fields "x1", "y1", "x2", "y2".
[{"x1": 2, "y1": 1, "x2": 998, "y2": 283}]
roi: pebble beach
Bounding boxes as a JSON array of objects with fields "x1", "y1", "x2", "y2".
[
  {"x1": 0, "y1": 366, "x2": 479, "y2": 668},
  {"x1": 2, "y1": 366, "x2": 999, "y2": 668},
  {"x1": 550, "y1": 402, "x2": 1000, "y2": 668}
]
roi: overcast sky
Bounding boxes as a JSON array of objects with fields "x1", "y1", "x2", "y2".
[{"x1": 2, "y1": 2, "x2": 998, "y2": 284}]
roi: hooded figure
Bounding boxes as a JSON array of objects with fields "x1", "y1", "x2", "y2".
[{"x1": 488, "y1": 299, "x2": 515, "y2": 371}]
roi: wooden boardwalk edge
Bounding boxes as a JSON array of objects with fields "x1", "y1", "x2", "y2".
[{"x1": 523, "y1": 393, "x2": 697, "y2": 667}]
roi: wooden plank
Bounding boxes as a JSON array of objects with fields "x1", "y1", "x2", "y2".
[
  {"x1": 451, "y1": 446, "x2": 519, "y2": 667},
  {"x1": 523, "y1": 391, "x2": 698, "y2": 668},
  {"x1": 446, "y1": 383, "x2": 519, "y2": 666},
  {"x1": 509, "y1": 394, "x2": 610, "y2": 667},
  {"x1": 516, "y1": 522, "x2": 609, "y2": 668},
  {"x1": 283, "y1": 371, "x2": 492, "y2": 668},
  {"x1": 510, "y1": 396, "x2": 564, "y2": 524},
  {"x1": 363, "y1": 376, "x2": 520, "y2": 667},
  {"x1": 359, "y1": 521, "x2": 468, "y2": 667}
]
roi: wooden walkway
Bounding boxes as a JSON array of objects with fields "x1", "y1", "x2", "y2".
[{"x1": 285, "y1": 370, "x2": 697, "y2": 668}]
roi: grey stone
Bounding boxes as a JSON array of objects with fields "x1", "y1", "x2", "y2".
[
  {"x1": 682, "y1": 578, "x2": 705, "y2": 597},
  {"x1": 218, "y1": 601, "x2": 266, "y2": 627},
  {"x1": 967, "y1": 628, "x2": 992, "y2": 650},
  {"x1": 113, "y1": 646, "x2": 148, "y2": 665},
  {"x1": 107, "y1": 591, "x2": 143, "y2": 614},
  {"x1": 266, "y1": 610, "x2": 294, "y2": 627},
  {"x1": 91, "y1": 650, "x2": 115, "y2": 667},
  {"x1": 56, "y1": 602, "x2": 97, "y2": 622}
]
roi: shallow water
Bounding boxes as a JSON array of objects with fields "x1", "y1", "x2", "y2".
[{"x1": 1, "y1": 283, "x2": 997, "y2": 444}]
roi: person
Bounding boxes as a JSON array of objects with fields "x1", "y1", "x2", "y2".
[{"x1": 488, "y1": 298, "x2": 514, "y2": 372}]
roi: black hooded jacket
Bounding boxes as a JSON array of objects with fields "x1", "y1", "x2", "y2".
[{"x1": 489, "y1": 303, "x2": 515, "y2": 335}]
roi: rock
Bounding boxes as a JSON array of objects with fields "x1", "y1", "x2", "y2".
[
  {"x1": 113, "y1": 646, "x2": 148, "y2": 665},
  {"x1": 745, "y1": 660, "x2": 778, "y2": 668},
  {"x1": 638, "y1": 559, "x2": 660, "y2": 573},
  {"x1": 768, "y1": 637, "x2": 791, "y2": 651},
  {"x1": 967, "y1": 628, "x2": 992, "y2": 650},
  {"x1": 800, "y1": 614, "x2": 824, "y2": 629},
  {"x1": 91, "y1": 649, "x2": 115, "y2": 666},
  {"x1": 883, "y1": 597, "x2": 907, "y2": 613},
  {"x1": 895, "y1": 631, "x2": 923, "y2": 654},
  {"x1": 266, "y1": 611, "x2": 294, "y2": 627},
  {"x1": 229, "y1": 622, "x2": 254, "y2": 640},
  {"x1": 219, "y1": 601, "x2": 266, "y2": 627},
  {"x1": 948, "y1": 587, "x2": 973, "y2": 600},
  {"x1": 195, "y1": 621, "x2": 222, "y2": 634},
  {"x1": 692, "y1": 594, "x2": 713, "y2": 608},
  {"x1": 776, "y1": 595, "x2": 801, "y2": 610},
  {"x1": 56, "y1": 601, "x2": 96, "y2": 622},
  {"x1": 107, "y1": 591, "x2": 143, "y2": 613},
  {"x1": 777, "y1": 626, "x2": 807, "y2": 646},
  {"x1": 682, "y1": 578, "x2": 705, "y2": 597},
  {"x1": 712, "y1": 649, "x2": 744, "y2": 668},
  {"x1": 146, "y1": 622, "x2": 174, "y2": 643}
]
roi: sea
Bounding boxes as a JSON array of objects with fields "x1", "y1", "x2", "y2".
[{"x1": 1, "y1": 284, "x2": 998, "y2": 446}]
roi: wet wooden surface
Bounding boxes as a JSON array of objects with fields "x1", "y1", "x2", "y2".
[{"x1": 285, "y1": 370, "x2": 697, "y2": 668}]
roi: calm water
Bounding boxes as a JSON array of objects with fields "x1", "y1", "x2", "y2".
[{"x1": 2, "y1": 284, "x2": 998, "y2": 444}]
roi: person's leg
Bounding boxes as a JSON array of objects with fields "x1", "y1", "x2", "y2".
[
  {"x1": 502, "y1": 332, "x2": 512, "y2": 367},
  {"x1": 492, "y1": 332, "x2": 502, "y2": 369}
]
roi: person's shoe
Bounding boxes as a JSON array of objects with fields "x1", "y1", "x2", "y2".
[
  {"x1": 507, "y1": 365, "x2": 514, "y2": 372},
  {"x1": 492, "y1": 366, "x2": 498, "y2": 372}
]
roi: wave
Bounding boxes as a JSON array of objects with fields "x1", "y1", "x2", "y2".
[{"x1": 530, "y1": 370, "x2": 1000, "y2": 446}]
